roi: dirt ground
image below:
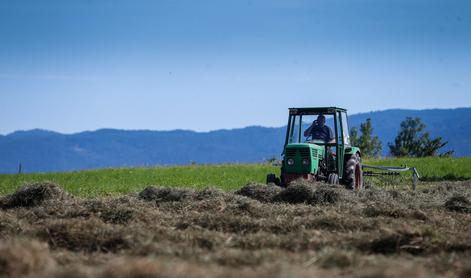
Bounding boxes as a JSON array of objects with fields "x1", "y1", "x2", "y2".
[{"x1": 0, "y1": 181, "x2": 470, "y2": 278}]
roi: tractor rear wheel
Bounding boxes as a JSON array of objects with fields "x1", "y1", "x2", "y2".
[
  {"x1": 343, "y1": 153, "x2": 363, "y2": 190},
  {"x1": 327, "y1": 173, "x2": 339, "y2": 185}
]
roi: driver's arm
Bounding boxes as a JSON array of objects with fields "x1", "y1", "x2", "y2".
[{"x1": 304, "y1": 122, "x2": 314, "y2": 137}]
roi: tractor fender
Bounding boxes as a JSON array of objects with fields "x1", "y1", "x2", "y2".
[{"x1": 345, "y1": 147, "x2": 361, "y2": 157}]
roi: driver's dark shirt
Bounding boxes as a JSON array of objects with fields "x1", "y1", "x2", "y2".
[{"x1": 308, "y1": 125, "x2": 334, "y2": 142}]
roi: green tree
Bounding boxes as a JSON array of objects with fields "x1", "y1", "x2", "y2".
[
  {"x1": 350, "y1": 126, "x2": 359, "y2": 147},
  {"x1": 388, "y1": 117, "x2": 453, "y2": 157},
  {"x1": 350, "y1": 118, "x2": 382, "y2": 157}
]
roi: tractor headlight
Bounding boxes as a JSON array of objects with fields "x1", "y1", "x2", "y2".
[
  {"x1": 302, "y1": 159, "x2": 310, "y2": 166},
  {"x1": 287, "y1": 158, "x2": 295, "y2": 166}
]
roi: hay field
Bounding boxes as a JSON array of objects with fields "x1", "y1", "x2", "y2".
[{"x1": 0, "y1": 181, "x2": 470, "y2": 277}]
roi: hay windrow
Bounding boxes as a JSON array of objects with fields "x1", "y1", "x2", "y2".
[
  {"x1": 138, "y1": 186, "x2": 192, "y2": 202},
  {"x1": 0, "y1": 182, "x2": 71, "y2": 209},
  {"x1": 0, "y1": 181, "x2": 470, "y2": 277},
  {"x1": 270, "y1": 183, "x2": 344, "y2": 205},
  {"x1": 34, "y1": 217, "x2": 131, "y2": 252},
  {"x1": 444, "y1": 195, "x2": 471, "y2": 213},
  {"x1": 273, "y1": 183, "x2": 315, "y2": 204},
  {"x1": 235, "y1": 183, "x2": 283, "y2": 203}
]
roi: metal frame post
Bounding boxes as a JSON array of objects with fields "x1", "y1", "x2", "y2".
[
  {"x1": 412, "y1": 168, "x2": 418, "y2": 191},
  {"x1": 333, "y1": 112, "x2": 339, "y2": 173}
]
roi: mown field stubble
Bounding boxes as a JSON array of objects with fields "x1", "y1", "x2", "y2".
[{"x1": 0, "y1": 177, "x2": 470, "y2": 277}]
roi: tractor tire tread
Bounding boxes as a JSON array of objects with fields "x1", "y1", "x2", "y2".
[{"x1": 343, "y1": 154, "x2": 362, "y2": 190}]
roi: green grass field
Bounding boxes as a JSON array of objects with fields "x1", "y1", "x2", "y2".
[
  {"x1": 0, "y1": 157, "x2": 470, "y2": 197},
  {"x1": 0, "y1": 164, "x2": 276, "y2": 197}
]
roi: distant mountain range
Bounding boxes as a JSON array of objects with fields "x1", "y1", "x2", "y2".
[{"x1": 1, "y1": 108, "x2": 470, "y2": 173}]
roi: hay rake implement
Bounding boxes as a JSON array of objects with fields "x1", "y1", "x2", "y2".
[{"x1": 362, "y1": 165, "x2": 420, "y2": 190}]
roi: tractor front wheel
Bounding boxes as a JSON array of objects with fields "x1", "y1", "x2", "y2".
[
  {"x1": 267, "y1": 174, "x2": 276, "y2": 184},
  {"x1": 343, "y1": 154, "x2": 363, "y2": 190},
  {"x1": 266, "y1": 174, "x2": 281, "y2": 186}
]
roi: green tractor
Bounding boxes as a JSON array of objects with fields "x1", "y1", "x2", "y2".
[{"x1": 267, "y1": 107, "x2": 363, "y2": 189}]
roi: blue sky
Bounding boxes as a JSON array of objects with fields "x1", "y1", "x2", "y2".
[{"x1": 1, "y1": 0, "x2": 470, "y2": 134}]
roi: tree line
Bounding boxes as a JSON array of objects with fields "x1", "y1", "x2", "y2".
[{"x1": 350, "y1": 117, "x2": 453, "y2": 158}]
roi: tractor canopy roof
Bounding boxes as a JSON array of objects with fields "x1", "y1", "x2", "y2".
[{"x1": 288, "y1": 107, "x2": 347, "y2": 115}]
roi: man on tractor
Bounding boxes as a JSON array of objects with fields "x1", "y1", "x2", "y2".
[
  {"x1": 303, "y1": 114, "x2": 335, "y2": 143},
  {"x1": 266, "y1": 107, "x2": 364, "y2": 189}
]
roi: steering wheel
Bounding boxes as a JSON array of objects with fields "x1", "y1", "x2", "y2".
[{"x1": 306, "y1": 137, "x2": 328, "y2": 145}]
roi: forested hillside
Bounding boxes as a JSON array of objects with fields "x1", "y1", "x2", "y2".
[{"x1": 1, "y1": 108, "x2": 469, "y2": 173}]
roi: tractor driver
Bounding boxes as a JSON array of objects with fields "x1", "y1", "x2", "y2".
[{"x1": 304, "y1": 115, "x2": 335, "y2": 143}]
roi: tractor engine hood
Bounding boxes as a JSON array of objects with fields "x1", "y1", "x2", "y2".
[{"x1": 283, "y1": 143, "x2": 325, "y2": 175}]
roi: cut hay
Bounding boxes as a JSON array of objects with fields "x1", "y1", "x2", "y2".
[
  {"x1": 0, "y1": 239, "x2": 56, "y2": 277},
  {"x1": 444, "y1": 195, "x2": 471, "y2": 213},
  {"x1": 235, "y1": 183, "x2": 283, "y2": 203},
  {"x1": 0, "y1": 181, "x2": 469, "y2": 277},
  {"x1": 138, "y1": 186, "x2": 191, "y2": 202},
  {"x1": 0, "y1": 182, "x2": 70, "y2": 209},
  {"x1": 271, "y1": 183, "x2": 343, "y2": 205},
  {"x1": 365, "y1": 230, "x2": 426, "y2": 255},
  {"x1": 273, "y1": 183, "x2": 315, "y2": 204},
  {"x1": 35, "y1": 217, "x2": 130, "y2": 252}
]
